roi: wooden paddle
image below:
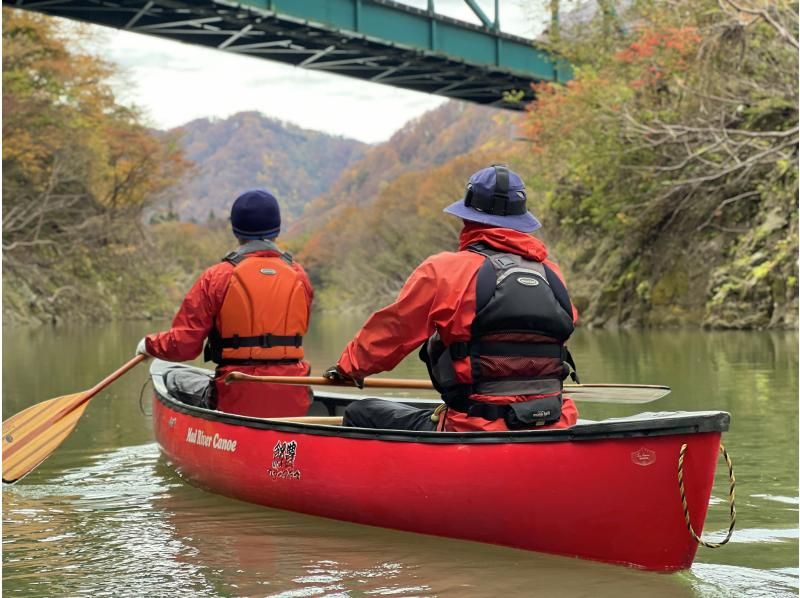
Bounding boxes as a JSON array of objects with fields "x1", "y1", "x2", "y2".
[
  {"x1": 224, "y1": 373, "x2": 671, "y2": 404},
  {"x1": 2, "y1": 354, "x2": 147, "y2": 484}
]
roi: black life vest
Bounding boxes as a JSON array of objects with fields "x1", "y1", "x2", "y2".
[{"x1": 420, "y1": 244, "x2": 579, "y2": 428}]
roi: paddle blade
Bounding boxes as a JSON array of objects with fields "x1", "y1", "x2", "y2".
[
  {"x1": 2, "y1": 392, "x2": 90, "y2": 484},
  {"x1": 566, "y1": 385, "x2": 670, "y2": 403}
]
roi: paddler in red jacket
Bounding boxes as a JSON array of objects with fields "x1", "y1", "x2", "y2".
[
  {"x1": 136, "y1": 189, "x2": 314, "y2": 418},
  {"x1": 324, "y1": 165, "x2": 580, "y2": 432}
]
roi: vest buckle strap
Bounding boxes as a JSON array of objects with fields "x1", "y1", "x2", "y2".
[
  {"x1": 478, "y1": 341, "x2": 564, "y2": 358},
  {"x1": 465, "y1": 402, "x2": 506, "y2": 421},
  {"x1": 473, "y1": 377, "x2": 562, "y2": 397},
  {"x1": 217, "y1": 334, "x2": 303, "y2": 349},
  {"x1": 564, "y1": 347, "x2": 580, "y2": 384}
]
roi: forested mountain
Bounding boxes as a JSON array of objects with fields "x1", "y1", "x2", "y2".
[
  {"x1": 162, "y1": 112, "x2": 366, "y2": 223},
  {"x1": 289, "y1": 101, "x2": 512, "y2": 239},
  {"x1": 514, "y1": 0, "x2": 798, "y2": 329}
]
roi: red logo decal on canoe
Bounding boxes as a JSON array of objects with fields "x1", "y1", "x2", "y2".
[
  {"x1": 631, "y1": 447, "x2": 656, "y2": 466},
  {"x1": 268, "y1": 440, "x2": 301, "y2": 480}
]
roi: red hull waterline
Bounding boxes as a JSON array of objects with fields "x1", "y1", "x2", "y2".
[{"x1": 150, "y1": 362, "x2": 728, "y2": 572}]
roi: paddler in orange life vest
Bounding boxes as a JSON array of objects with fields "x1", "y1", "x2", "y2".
[
  {"x1": 324, "y1": 165, "x2": 580, "y2": 432},
  {"x1": 136, "y1": 189, "x2": 314, "y2": 418}
]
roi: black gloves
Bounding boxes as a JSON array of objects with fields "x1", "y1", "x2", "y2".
[{"x1": 323, "y1": 365, "x2": 364, "y2": 389}]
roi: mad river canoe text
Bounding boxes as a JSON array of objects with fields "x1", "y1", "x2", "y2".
[{"x1": 186, "y1": 427, "x2": 238, "y2": 452}]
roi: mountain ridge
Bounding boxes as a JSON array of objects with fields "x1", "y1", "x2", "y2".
[{"x1": 161, "y1": 111, "x2": 368, "y2": 224}]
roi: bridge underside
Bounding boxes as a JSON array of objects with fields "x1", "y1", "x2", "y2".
[{"x1": 7, "y1": 0, "x2": 568, "y2": 109}]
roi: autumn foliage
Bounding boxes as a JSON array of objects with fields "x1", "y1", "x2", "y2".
[
  {"x1": 2, "y1": 8, "x2": 189, "y2": 323},
  {"x1": 292, "y1": 0, "x2": 797, "y2": 329},
  {"x1": 288, "y1": 102, "x2": 519, "y2": 309},
  {"x1": 517, "y1": 0, "x2": 798, "y2": 328}
]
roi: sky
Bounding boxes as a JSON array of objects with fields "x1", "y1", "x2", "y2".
[
  {"x1": 98, "y1": 29, "x2": 446, "y2": 144},
  {"x1": 80, "y1": 0, "x2": 562, "y2": 143}
]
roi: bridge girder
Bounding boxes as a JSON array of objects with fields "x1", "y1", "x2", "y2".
[{"x1": 6, "y1": 0, "x2": 571, "y2": 109}]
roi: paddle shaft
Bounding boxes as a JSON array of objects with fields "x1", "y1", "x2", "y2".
[
  {"x1": 75, "y1": 354, "x2": 148, "y2": 407},
  {"x1": 224, "y1": 373, "x2": 665, "y2": 391},
  {"x1": 224, "y1": 373, "x2": 671, "y2": 403},
  {"x1": 43, "y1": 354, "x2": 148, "y2": 428},
  {"x1": 268, "y1": 416, "x2": 344, "y2": 425},
  {"x1": 227, "y1": 374, "x2": 433, "y2": 389}
]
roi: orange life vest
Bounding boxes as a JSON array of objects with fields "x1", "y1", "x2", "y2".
[{"x1": 204, "y1": 241, "x2": 309, "y2": 364}]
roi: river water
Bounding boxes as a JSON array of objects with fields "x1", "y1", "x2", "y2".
[{"x1": 2, "y1": 318, "x2": 798, "y2": 597}]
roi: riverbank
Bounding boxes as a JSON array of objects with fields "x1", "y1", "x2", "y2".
[{"x1": 2, "y1": 221, "x2": 231, "y2": 327}]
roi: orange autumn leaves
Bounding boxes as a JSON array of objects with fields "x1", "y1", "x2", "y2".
[
  {"x1": 2, "y1": 8, "x2": 188, "y2": 214},
  {"x1": 523, "y1": 25, "x2": 702, "y2": 151}
]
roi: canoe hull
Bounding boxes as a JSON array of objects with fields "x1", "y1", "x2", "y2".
[{"x1": 152, "y1": 392, "x2": 723, "y2": 571}]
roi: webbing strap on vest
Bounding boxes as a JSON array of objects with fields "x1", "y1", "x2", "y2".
[
  {"x1": 449, "y1": 397, "x2": 510, "y2": 421},
  {"x1": 564, "y1": 347, "x2": 580, "y2": 384},
  {"x1": 450, "y1": 341, "x2": 565, "y2": 359},
  {"x1": 214, "y1": 358, "x2": 301, "y2": 366},
  {"x1": 473, "y1": 377, "x2": 562, "y2": 397},
  {"x1": 204, "y1": 329, "x2": 303, "y2": 364},
  {"x1": 217, "y1": 333, "x2": 302, "y2": 349}
]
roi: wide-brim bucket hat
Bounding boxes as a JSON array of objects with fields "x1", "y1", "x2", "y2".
[{"x1": 443, "y1": 165, "x2": 541, "y2": 233}]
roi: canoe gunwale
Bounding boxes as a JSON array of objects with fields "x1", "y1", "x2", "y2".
[{"x1": 151, "y1": 376, "x2": 730, "y2": 445}]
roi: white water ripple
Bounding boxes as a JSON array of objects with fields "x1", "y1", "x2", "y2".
[{"x1": 691, "y1": 564, "x2": 800, "y2": 597}]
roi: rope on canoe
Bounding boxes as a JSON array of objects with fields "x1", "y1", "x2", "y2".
[
  {"x1": 138, "y1": 378, "x2": 152, "y2": 417},
  {"x1": 678, "y1": 442, "x2": 736, "y2": 548}
]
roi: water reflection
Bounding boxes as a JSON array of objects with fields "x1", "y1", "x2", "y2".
[
  {"x1": 2, "y1": 322, "x2": 798, "y2": 596},
  {"x1": 163, "y1": 482, "x2": 699, "y2": 598}
]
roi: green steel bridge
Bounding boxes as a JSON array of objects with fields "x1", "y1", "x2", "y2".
[{"x1": 5, "y1": 0, "x2": 570, "y2": 109}]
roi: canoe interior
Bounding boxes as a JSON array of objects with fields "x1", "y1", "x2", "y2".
[{"x1": 149, "y1": 360, "x2": 730, "y2": 443}]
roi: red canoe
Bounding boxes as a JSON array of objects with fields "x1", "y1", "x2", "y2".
[{"x1": 150, "y1": 361, "x2": 729, "y2": 571}]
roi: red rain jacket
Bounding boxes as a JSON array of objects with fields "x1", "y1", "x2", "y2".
[
  {"x1": 145, "y1": 249, "x2": 314, "y2": 418},
  {"x1": 337, "y1": 223, "x2": 579, "y2": 432}
]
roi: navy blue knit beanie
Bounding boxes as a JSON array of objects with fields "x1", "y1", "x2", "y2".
[{"x1": 230, "y1": 189, "x2": 281, "y2": 240}]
